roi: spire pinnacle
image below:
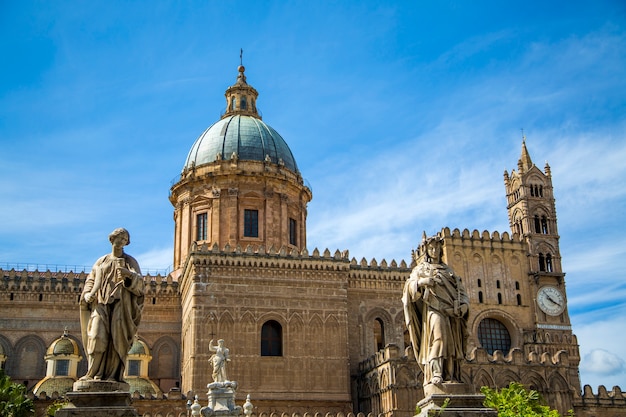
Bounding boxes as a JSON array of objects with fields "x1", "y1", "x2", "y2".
[{"x1": 519, "y1": 133, "x2": 533, "y2": 172}]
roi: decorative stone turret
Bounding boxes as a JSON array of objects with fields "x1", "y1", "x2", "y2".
[
  {"x1": 222, "y1": 65, "x2": 260, "y2": 119},
  {"x1": 32, "y1": 329, "x2": 82, "y2": 398}
]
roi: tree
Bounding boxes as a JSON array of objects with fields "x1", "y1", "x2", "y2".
[
  {"x1": 0, "y1": 370, "x2": 34, "y2": 417},
  {"x1": 481, "y1": 382, "x2": 563, "y2": 417}
]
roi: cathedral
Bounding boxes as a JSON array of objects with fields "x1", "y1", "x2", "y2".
[{"x1": 1, "y1": 65, "x2": 624, "y2": 417}]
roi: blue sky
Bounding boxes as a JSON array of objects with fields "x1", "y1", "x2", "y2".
[{"x1": 1, "y1": 1, "x2": 625, "y2": 391}]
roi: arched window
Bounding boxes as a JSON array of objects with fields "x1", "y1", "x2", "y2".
[
  {"x1": 478, "y1": 291, "x2": 483, "y2": 303},
  {"x1": 546, "y1": 254, "x2": 553, "y2": 272},
  {"x1": 515, "y1": 281, "x2": 520, "y2": 290},
  {"x1": 530, "y1": 185, "x2": 535, "y2": 197},
  {"x1": 497, "y1": 293, "x2": 503, "y2": 304},
  {"x1": 477, "y1": 279, "x2": 482, "y2": 288},
  {"x1": 477, "y1": 318, "x2": 512, "y2": 355},
  {"x1": 496, "y1": 280, "x2": 501, "y2": 289},
  {"x1": 534, "y1": 215, "x2": 541, "y2": 233},
  {"x1": 516, "y1": 294, "x2": 522, "y2": 306},
  {"x1": 231, "y1": 98, "x2": 236, "y2": 110},
  {"x1": 261, "y1": 320, "x2": 282, "y2": 356},
  {"x1": 539, "y1": 185, "x2": 544, "y2": 197},
  {"x1": 373, "y1": 318, "x2": 385, "y2": 351},
  {"x1": 240, "y1": 96, "x2": 247, "y2": 110},
  {"x1": 541, "y1": 216, "x2": 549, "y2": 234},
  {"x1": 539, "y1": 253, "x2": 546, "y2": 272}
]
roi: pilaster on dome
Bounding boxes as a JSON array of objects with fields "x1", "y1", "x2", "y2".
[{"x1": 223, "y1": 65, "x2": 261, "y2": 119}]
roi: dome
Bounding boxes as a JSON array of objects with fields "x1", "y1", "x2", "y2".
[
  {"x1": 128, "y1": 339, "x2": 148, "y2": 355},
  {"x1": 46, "y1": 332, "x2": 80, "y2": 356},
  {"x1": 184, "y1": 115, "x2": 299, "y2": 173}
]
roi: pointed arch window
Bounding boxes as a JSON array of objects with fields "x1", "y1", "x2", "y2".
[
  {"x1": 541, "y1": 216, "x2": 549, "y2": 234},
  {"x1": 373, "y1": 318, "x2": 385, "y2": 351},
  {"x1": 539, "y1": 253, "x2": 546, "y2": 272},
  {"x1": 261, "y1": 320, "x2": 282, "y2": 356},
  {"x1": 546, "y1": 254, "x2": 553, "y2": 272}
]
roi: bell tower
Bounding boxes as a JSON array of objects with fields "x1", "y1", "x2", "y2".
[{"x1": 504, "y1": 138, "x2": 569, "y2": 325}]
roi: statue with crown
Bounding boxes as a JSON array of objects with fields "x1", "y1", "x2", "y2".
[{"x1": 402, "y1": 233, "x2": 495, "y2": 416}]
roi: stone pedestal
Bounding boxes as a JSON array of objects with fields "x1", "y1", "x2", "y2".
[
  {"x1": 201, "y1": 381, "x2": 242, "y2": 417},
  {"x1": 416, "y1": 383, "x2": 497, "y2": 417},
  {"x1": 55, "y1": 380, "x2": 138, "y2": 417}
]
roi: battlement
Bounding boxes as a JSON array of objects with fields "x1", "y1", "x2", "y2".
[
  {"x1": 440, "y1": 227, "x2": 522, "y2": 245},
  {"x1": 578, "y1": 384, "x2": 626, "y2": 406},
  {"x1": 0, "y1": 267, "x2": 177, "y2": 295}
]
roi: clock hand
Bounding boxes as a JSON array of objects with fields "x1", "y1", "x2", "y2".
[{"x1": 546, "y1": 295, "x2": 561, "y2": 306}]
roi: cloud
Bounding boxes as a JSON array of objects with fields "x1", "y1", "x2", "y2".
[
  {"x1": 580, "y1": 349, "x2": 626, "y2": 376},
  {"x1": 135, "y1": 247, "x2": 173, "y2": 272},
  {"x1": 573, "y1": 313, "x2": 626, "y2": 388}
]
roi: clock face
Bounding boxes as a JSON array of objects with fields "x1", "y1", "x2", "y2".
[{"x1": 537, "y1": 286, "x2": 565, "y2": 316}]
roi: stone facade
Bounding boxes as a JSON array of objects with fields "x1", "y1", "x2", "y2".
[{"x1": 0, "y1": 67, "x2": 624, "y2": 417}]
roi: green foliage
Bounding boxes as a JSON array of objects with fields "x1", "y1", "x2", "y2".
[
  {"x1": 0, "y1": 370, "x2": 34, "y2": 417},
  {"x1": 46, "y1": 400, "x2": 69, "y2": 416},
  {"x1": 481, "y1": 382, "x2": 561, "y2": 417}
]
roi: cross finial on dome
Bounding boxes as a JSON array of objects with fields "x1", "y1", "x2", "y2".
[{"x1": 223, "y1": 59, "x2": 260, "y2": 119}]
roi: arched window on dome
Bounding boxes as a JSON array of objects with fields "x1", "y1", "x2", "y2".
[
  {"x1": 196, "y1": 213, "x2": 208, "y2": 241},
  {"x1": 231, "y1": 97, "x2": 236, "y2": 111},
  {"x1": 477, "y1": 318, "x2": 511, "y2": 355},
  {"x1": 261, "y1": 320, "x2": 282, "y2": 356},
  {"x1": 240, "y1": 96, "x2": 247, "y2": 110},
  {"x1": 244, "y1": 209, "x2": 259, "y2": 238},
  {"x1": 289, "y1": 218, "x2": 297, "y2": 246}
]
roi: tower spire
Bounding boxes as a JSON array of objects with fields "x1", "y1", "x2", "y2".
[{"x1": 519, "y1": 132, "x2": 533, "y2": 172}]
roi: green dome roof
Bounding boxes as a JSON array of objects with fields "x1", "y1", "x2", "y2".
[
  {"x1": 184, "y1": 115, "x2": 299, "y2": 173},
  {"x1": 47, "y1": 333, "x2": 80, "y2": 356},
  {"x1": 129, "y1": 340, "x2": 146, "y2": 355},
  {"x1": 183, "y1": 65, "x2": 300, "y2": 175}
]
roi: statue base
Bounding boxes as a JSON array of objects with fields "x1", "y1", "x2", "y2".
[
  {"x1": 55, "y1": 380, "x2": 138, "y2": 417},
  {"x1": 201, "y1": 381, "x2": 242, "y2": 417},
  {"x1": 416, "y1": 383, "x2": 497, "y2": 417}
]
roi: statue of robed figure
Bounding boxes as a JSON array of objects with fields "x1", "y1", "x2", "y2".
[
  {"x1": 79, "y1": 228, "x2": 145, "y2": 382},
  {"x1": 402, "y1": 233, "x2": 470, "y2": 388}
]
